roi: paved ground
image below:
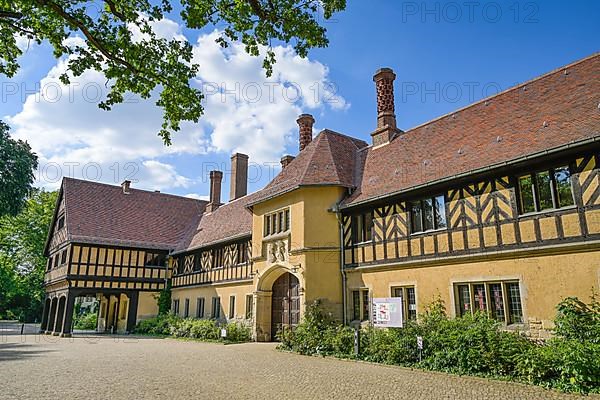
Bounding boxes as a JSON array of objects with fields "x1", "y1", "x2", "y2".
[{"x1": 0, "y1": 334, "x2": 595, "y2": 400}]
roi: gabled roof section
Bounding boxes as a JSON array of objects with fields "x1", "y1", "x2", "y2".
[
  {"x1": 248, "y1": 129, "x2": 368, "y2": 206},
  {"x1": 344, "y1": 53, "x2": 600, "y2": 207},
  {"x1": 174, "y1": 191, "x2": 261, "y2": 254},
  {"x1": 52, "y1": 178, "x2": 207, "y2": 251}
]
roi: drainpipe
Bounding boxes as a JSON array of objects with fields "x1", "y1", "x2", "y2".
[{"x1": 332, "y1": 203, "x2": 348, "y2": 325}]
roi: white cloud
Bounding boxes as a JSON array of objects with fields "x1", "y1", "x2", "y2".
[
  {"x1": 184, "y1": 193, "x2": 209, "y2": 201},
  {"x1": 6, "y1": 20, "x2": 349, "y2": 192}
]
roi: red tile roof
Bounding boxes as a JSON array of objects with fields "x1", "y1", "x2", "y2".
[
  {"x1": 343, "y1": 53, "x2": 600, "y2": 207},
  {"x1": 174, "y1": 191, "x2": 260, "y2": 253},
  {"x1": 247, "y1": 129, "x2": 368, "y2": 206},
  {"x1": 60, "y1": 178, "x2": 207, "y2": 250}
]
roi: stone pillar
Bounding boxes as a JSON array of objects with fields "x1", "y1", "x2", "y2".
[
  {"x1": 60, "y1": 293, "x2": 75, "y2": 337},
  {"x1": 53, "y1": 296, "x2": 66, "y2": 336},
  {"x1": 46, "y1": 298, "x2": 57, "y2": 334},
  {"x1": 126, "y1": 292, "x2": 139, "y2": 333},
  {"x1": 40, "y1": 297, "x2": 50, "y2": 333},
  {"x1": 253, "y1": 290, "x2": 273, "y2": 342}
]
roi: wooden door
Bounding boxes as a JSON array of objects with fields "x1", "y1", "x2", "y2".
[{"x1": 271, "y1": 273, "x2": 300, "y2": 341}]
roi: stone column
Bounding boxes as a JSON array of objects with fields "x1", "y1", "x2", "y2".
[
  {"x1": 46, "y1": 298, "x2": 57, "y2": 334},
  {"x1": 126, "y1": 292, "x2": 139, "y2": 333},
  {"x1": 253, "y1": 290, "x2": 273, "y2": 342},
  {"x1": 40, "y1": 298, "x2": 50, "y2": 333},
  {"x1": 53, "y1": 296, "x2": 66, "y2": 336},
  {"x1": 60, "y1": 293, "x2": 76, "y2": 337}
]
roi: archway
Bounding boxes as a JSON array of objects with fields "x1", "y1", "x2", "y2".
[{"x1": 270, "y1": 273, "x2": 300, "y2": 341}]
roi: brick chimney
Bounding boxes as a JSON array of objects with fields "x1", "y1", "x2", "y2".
[
  {"x1": 280, "y1": 155, "x2": 295, "y2": 169},
  {"x1": 297, "y1": 114, "x2": 315, "y2": 152},
  {"x1": 371, "y1": 68, "x2": 401, "y2": 147},
  {"x1": 230, "y1": 153, "x2": 248, "y2": 201},
  {"x1": 206, "y1": 170, "x2": 223, "y2": 212},
  {"x1": 121, "y1": 180, "x2": 131, "y2": 194}
]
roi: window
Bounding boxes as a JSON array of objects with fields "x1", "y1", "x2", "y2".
[
  {"x1": 392, "y1": 286, "x2": 417, "y2": 321},
  {"x1": 237, "y1": 242, "x2": 249, "y2": 264},
  {"x1": 196, "y1": 298, "x2": 205, "y2": 318},
  {"x1": 263, "y1": 208, "x2": 291, "y2": 237},
  {"x1": 352, "y1": 212, "x2": 373, "y2": 243},
  {"x1": 454, "y1": 281, "x2": 523, "y2": 324},
  {"x1": 265, "y1": 215, "x2": 271, "y2": 236},
  {"x1": 229, "y1": 295, "x2": 235, "y2": 319},
  {"x1": 284, "y1": 209, "x2": 290, "y2": 232},
  {"x1": 184, "y1": 299, "x2": 190, "y2": 318},
  {"x1": 517, "y1": 166, "x2": 574, "y2": 214},
  {"x1": 352, "y1": 289, "x2": 370, "y2": 321},
  {"x1": 57, "y1": 215, "x2": 65, "y2": 230},
  {"x1": 211, "y1": 297, "x2": 221, "y2": 319},
  {"x1": 173, "y1": 299, "x2": 180, "y2": 316},
  {"x1": 245, "y1": 294, "x2": 254, "y2": 319},
  {"x1": 410, "y1": 195, "x2": 446, "y2": 233},
  {"x1": 60, "y1": 250, "x2": 68, "y2": 265}
]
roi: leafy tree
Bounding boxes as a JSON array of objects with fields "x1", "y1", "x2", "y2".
[
  {"x1": 0, "y1": 0, "x2": 347, "y2": 144},
  {"x1": 0, "y1": 121, "x2": 38, "y2": 217},
  {"x1": 0, "y1": 189, "x2": 57, "y2": 321}
]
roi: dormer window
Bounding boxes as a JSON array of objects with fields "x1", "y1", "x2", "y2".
[{"x1": 263, "y1": 208, "x2": 291, "y2": 237}]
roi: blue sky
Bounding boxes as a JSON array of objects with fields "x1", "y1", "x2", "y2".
[{"x1": 3, "y1": 0, "x2": 599, "y2": 199}]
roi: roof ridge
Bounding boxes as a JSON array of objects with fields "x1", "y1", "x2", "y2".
[
  {"x1": 62, "y1": 177, "x2": 208, "y2": 204},
  {"x1": 321, "y1": 129, "x2": 369, "y2": 148},
  {"x1": 400, "y1": 52, "x2": 600, "y2": 136}
]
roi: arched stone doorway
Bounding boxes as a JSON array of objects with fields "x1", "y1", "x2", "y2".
[{"x1": 270, "y1": 273, "x2": 300, "y2": 341}]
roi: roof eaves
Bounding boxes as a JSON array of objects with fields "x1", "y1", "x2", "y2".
[{"x1": 342, "y1": 134, "x2": 600, "y2": 210}]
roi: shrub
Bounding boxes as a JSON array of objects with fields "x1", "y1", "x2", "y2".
[
  {"x1": 134, "y1": 314, "x2": 251, "y2": 343},
  {"x1": 516, "y1": 294, "x2": 600, "y2": 393},
  {"x1": 74, "y1": 312, "x2": 97, "y2": 330},
  {"x1": 134, "y1": 313, "x2": 181, "y2": 336}
]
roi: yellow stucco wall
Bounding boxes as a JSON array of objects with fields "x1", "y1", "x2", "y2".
[
  {"x1": 137, "y1": 291, "x2": 159, "y2": 321},
  {"x1": 171, "y1": 282, "x2": 254, "y2": 320},
  {"x1": 347, "y1": 249, "x2": 600, "y2": 329}
]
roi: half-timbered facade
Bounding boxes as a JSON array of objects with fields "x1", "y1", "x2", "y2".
[
  {"x1": 41, "y1": 179, "x2": 206, "y2": 336},
  {"x1": 43, "y1": 53, "x2": 600, "y2": 340}
]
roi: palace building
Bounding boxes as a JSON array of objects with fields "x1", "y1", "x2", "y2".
[{"x1": 41, "y1": 53, "x2": 599, "y2": 340}]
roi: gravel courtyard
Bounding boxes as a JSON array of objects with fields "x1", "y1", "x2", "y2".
[{"x1": 0, "y1": 334, "x2": 595, "y2": 400}]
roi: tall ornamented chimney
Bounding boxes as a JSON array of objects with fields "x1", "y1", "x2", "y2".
[
  {"x1": 121, "y1": 180, "x2": 131, "y2": 194},
  {"x1": 297, "y1": 114, "x2": 315, "y2": 152},
  {"x1": 280, "y1": 155, "x2": 295, "y2": 169},
  {"x1": 371, "y1": 68, "x2": 401, "y2": 147},
  {"x1": 230, "y1": 153, "x2": 248, "y2": 201},
  {"x1": 207, "y1": 170, "x2": 223, "y2": 212}
]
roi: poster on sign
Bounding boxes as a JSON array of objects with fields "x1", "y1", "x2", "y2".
[{"x1": 372, "y1": 297, "x2": 404, "y2": 328}]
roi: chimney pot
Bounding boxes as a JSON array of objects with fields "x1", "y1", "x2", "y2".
[
  {"x1": 230, "y1": 153, "x2": 249, "y2": 201},
  {"x1": 121, "y1": 180, "x2": 131, "y2": 194},
  {"x1": 371, "y1": 67, "x2": 400, "y2": 147},
  {"x1": 297, "y1": 114, "x2": 315, "y2": 152},
  {"x1": 280, "y1": 155, "x2": 295, "y2": 169},
  {"x1": 207, "y1": 170, "x2": 223, "y2": 212}
]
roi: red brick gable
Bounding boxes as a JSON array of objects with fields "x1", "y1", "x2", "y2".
[{"x1": 344, "y1": 53, "x2": 600, "y2": 207}]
